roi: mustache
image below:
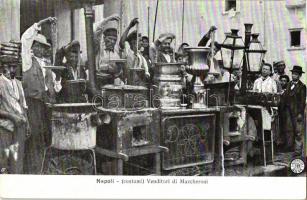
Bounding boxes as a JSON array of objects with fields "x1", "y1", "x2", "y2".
[{"x1": 10, "y1": 72, "x2": 16, "y2": 78}]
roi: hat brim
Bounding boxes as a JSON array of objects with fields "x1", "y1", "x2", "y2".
[
  {"x1": 290, "y1": 70, "x2": 305, "y2": 73},
  {"x1": 33, "y1": 40, "x2": 51, "y2": 47}
]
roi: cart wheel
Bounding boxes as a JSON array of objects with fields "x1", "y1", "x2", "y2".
[
  {"x1": 64, "y1": 167, "x2": 82, "y2": 175},
  {"x1": 167, "y1": 166, "x2": 200, "y2": 176},
  {"x1": 43, "y1": 151, "x2": 94, "y2": 175}
]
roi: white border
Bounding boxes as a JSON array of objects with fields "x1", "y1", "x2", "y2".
[{"x1": 0, "y1": 175, "x2": 306, "y2": 199}]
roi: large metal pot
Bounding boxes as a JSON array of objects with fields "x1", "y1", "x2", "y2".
[
  {"x1": 48, "y1": 104, "x2": 98, "y2": 150},
  {"x1": 153, "y1": 62, "x2": 184, "y2": 109}
]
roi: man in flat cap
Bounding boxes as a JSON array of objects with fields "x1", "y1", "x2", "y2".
[
  {"x1": 279, "y1": 65, "x2": 306, "y2": 156},
  {"x1": 273, "y1": 61, "x2": 286, "y2": 81},
  {"x1": 94, "y1": 14, "x2": 123, "y2": 86},
  {"x1": 54, "y1": 40, "x2": 86, "y2": 81},
  {"x1": 21, "y1": 17, "x2": 62, "y2": 174},
  {"x1": 54, "y1": 40, "x2": 88, "y2": 103},
  {"x1": 149, "y1": 33, "x2": 176, "y2": 63},
  {"x1": 273, "y1": 60, "x2": 287, "y2": 92},
  {"x1": 119, "y1": 18, "x2": 150, "y2": 86},
  {"x1": 0, "y1": 58, "x2": 28, "y2": 174}
]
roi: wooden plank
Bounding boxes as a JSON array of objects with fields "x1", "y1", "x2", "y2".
[
  {"x1": 95, "y1": 147, "x2": 129, "y2": 161},
  {"x1": 124, "y1": 146, "x2": 164, "y2": 157},
  {"x1": 163, "y1": 160, "x2": 213, "y2": 171}
]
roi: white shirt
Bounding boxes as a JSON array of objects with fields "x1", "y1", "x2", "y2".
[
  {"x1": 10, "y1": 78, "x2": 20, "y2": 101},
  {"x1": 21, "y1": 23, "x2": 40, "y2": 72},
  {"x1": 21, "y1": 23, "x2": 62, "y2": 92},
  {"x1": 96, "y1": 45, "x2": 123, "y2": 85},
  {"x1": 162, "y1": 53, "x2": 171, "y2": 63},
  {"x1": 34, "y1": 56, "x2": 62, "y2": 92},
  {"x1": 122, "y1": 42, "x2": 149, "y2": 74},
  {"x1": 253, "y1": 76, "x2": 277, "y2": 93},
  {"x1": 290, "y1": 81, "x2": 299, "y2": 90},
  {"x1": 1, "y1": 75, "x2": 24, "y2": 115}
]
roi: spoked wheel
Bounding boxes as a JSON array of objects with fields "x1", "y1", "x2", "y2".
[
  {"x1": 166, "y1": 166, "x2": 201, "y2": 176},
  {"x1": 43, "y1": 150, "x2": 94, "y2": 175}
]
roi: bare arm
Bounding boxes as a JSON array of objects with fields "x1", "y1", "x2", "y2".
[
  {"x1": 94, "y1": 14, "x2": 121, "y2": 48},
  {"x1": 21, "y1": 17, "x2": 56, "y2": 72},
  {"x1": 198, "y1": 26, "x2": 216, "y2": 46},
  {"x1": 0, "y1": 110, "x2": 26, "y2": 126},
  {"x1": 119, "y1": 18, "x2": 138, "y2": 49}
]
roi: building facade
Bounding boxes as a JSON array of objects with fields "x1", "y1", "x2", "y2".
[{"x1": 0, "y1": 0, "x2": 305, "y2": 83}]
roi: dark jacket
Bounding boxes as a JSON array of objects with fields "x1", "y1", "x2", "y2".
[
  {"x1": 156, "y1": 51, "x2": 175, "y2": 63},
  {"x1": 282, "y1": 80, "x2": 306, "y2": 117}
]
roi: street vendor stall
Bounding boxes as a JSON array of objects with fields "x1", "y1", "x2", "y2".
[{"x1": 39, "y1": 0, "x2": 291, "y2": 176}]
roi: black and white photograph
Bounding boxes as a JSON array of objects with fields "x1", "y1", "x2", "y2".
[{"x1": 0, "y1": 0, "x2": 306, "y2": 199}]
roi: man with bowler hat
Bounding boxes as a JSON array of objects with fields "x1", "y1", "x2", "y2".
[{"x1": 279, "y1": 65, "x2": 306, "y2": 156}]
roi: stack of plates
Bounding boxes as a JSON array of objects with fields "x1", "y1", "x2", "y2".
[{"x1": 0, "y1": 40, "x2": 21, "y2": 66}]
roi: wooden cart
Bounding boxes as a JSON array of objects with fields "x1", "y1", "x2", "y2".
[{"x1": 95, "y1": 107, "x2": 168, "y2": 175}]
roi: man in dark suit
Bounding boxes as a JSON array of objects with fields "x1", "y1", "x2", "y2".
[{"x1": 279, "y1": 65, "x2": 306, "y2": 157}]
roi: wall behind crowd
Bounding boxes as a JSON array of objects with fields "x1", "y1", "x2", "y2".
[
  {"x1": 120, "y1": 0, "x2": 306, "y2": 83},
  {"x1": 0, "y1": 0, "x2": 305, "y2": 84},
  {"x1": 0, "y1": 0, "x2": 20, "y2": 42},
  {"x1": 54, "y1": 0, "x2": 305, "y2": 84}
]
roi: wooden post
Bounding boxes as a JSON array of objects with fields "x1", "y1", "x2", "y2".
[
  {"x1": 152, "y1": 0, "x2": 159, "y2": 42},
  {"x1": 83, "y1": 2, "x2": 98, "y2": 96},
  {"x1": 148, "y1": 6, "x2": 150, "y2": 42}
]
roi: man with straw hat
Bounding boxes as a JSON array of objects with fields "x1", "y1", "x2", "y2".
[
  {"x1": 279, "y1": 65, "x2": 306, "y2": 157},
  {"x1": 21, "y1": 17, "x2": 62, "y2": 174}
]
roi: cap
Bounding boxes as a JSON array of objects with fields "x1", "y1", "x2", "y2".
[
  {"x1": 127, "y1": 30, "x2": 141, "y2": 43},
  {"x1": 273, "y1": 60, "x2": 285, "y2": 67},
  {"x1": 103, "y1": 20, "x2": 119, "y2": 36},
  {"x1": 158, "y1": 33, "x2": 175, "y2": 42},
  {"x1": 65, "y1": 40, "x2": 80, "y2": 54}
]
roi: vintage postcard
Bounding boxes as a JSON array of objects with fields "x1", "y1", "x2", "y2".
[{"x1": 0, "y1": 0, "x2": 306, "y2": 199}]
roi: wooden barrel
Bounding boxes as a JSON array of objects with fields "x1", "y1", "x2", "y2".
[{"x1": 61, "y1": 79, "x2": 87, "y2": 103}]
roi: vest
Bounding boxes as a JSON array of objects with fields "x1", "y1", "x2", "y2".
[{"x1": 22, "y1": 57, "x2": 56, "y2": 103}]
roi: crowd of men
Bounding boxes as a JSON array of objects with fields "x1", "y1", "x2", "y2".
[{"x1": 0, "y1": 15, "x2": 305, "y2": 174}]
